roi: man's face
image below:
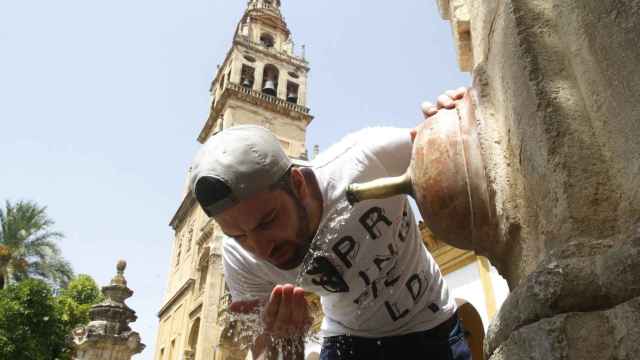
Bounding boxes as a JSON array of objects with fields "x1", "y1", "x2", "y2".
[{"x1": 215, "y1": 187, "x2": 312, "y2": 270}]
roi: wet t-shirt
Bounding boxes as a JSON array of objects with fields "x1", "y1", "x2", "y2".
[{"x1": 223, "y1": 127, "x2": 456, "y2": 338}]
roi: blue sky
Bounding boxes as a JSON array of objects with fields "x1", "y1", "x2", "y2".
[{"x1": 0, "y1": 1, "x2": 469, "y2": 358}]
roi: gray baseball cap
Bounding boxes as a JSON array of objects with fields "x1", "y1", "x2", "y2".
[{"x1": 190, "y1": 125, "x2": 292, "y2": 217}]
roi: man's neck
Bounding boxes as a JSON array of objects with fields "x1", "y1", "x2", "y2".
[{"x1": 299, "y1": 167, "x2": 323, "y2": 236}]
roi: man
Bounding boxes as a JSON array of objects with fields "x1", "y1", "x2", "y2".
[{"x1": 190, "y1": 88, "x2": 471, "y2": 360}]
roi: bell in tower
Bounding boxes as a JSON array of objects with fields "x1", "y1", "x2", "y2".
[
  {"x1": 261, "y1": 64, "x2": 279, "y2": 96},
  {"x1": 287, "y1": 81, "x2": 299, "y2": 104},
  {"x1": 263, "y1": 79, "x2": 276, "y2": 96}
]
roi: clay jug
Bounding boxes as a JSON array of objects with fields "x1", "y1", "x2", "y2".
[{"x1": 346, "y1": 90, "x2": 495, "y2": 252}]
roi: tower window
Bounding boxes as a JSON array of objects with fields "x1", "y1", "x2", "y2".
[
  {"x1": 287, "y1": 81, "x2": 299, "y2": 104},
  {"x1": 175, "y1": 237, "x2": 182, "y2": 268},
  {"x1": 210, "y1": 88, "x2": 216, "y2": 108},
  {"x1": 199, "y1": 260, "x2": 209, "y2": 293},
  {"x1": 262, "y1": 64, "x2": 279, "y2": 96},
  {"x1": 260, "y1": 33, "x2": 275, "y2": 48},
  {"x1": 241, "y1": 64, "x2": 255, "y2": 89}
]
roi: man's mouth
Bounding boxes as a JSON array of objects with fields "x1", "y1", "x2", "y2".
[{"x1": 270, "y1": 244, "x2": 292, "y2": 267}]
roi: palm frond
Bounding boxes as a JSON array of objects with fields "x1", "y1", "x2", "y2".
[{"x1": 0, "y1": 200, "x2": 73, "y2": 289}]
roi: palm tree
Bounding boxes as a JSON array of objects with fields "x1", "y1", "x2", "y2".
[{"x1": 0, "y1": 200, "x2": 73, "y2": 290}]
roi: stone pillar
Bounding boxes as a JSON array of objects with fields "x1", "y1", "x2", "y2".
[
  {"x1": 71, "y1": 260, "x2": 145, "y2": 360},
  {"x1": 433, "y1": 0, "x2": 640, "y2": 359}
]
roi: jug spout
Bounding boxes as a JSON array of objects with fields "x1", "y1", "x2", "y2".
[{"x1": 346, "y1": 172, "x2": 414, "y2": 204}]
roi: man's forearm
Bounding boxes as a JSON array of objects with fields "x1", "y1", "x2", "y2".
[{"x1": 253, "y1": 334, "x2": 305, "y2": 360}]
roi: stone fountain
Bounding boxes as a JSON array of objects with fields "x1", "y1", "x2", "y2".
[
  {"x1": 430, "y1": 1, "x2": 640, "y2": 359},
  {"x1": 72, "y1": 260, "x2": 145, "y2": 360}
]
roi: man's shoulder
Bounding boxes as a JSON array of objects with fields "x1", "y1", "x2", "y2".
[{"x1": 312, "y1": 127, "x2": 405, "y2": 168}]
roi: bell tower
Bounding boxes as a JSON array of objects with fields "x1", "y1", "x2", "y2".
[
  {"x1": 155, "y1": 2, "x2": 313, "y2": 360},
  {"x1": 198, "y1": 0, "x2": 312, "y2": 158}
]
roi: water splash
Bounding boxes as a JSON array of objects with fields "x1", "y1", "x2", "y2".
[
  {"x1": 295, "y1": 199, "x2": 352, "y2": 286},
  {"x1": 218, "y1": 301, "x2": 322, "y2": 355}
]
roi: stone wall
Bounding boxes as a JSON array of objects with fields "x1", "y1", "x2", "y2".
[{"x1": 436, "y1": 0, "x2": 640, "y2": 358}]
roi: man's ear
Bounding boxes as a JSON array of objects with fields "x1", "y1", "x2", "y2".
[{"x1": 290, "y1": 167, "x2": 307, "y2": 199}]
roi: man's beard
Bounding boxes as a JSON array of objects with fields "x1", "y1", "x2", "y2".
[{"x1": 278, "y1": 191, "x2": 314, "y2": 270}]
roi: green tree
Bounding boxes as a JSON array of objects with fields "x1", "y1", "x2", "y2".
[
  {"x1": 57, "y1": 274, "x2": 104, "y2": 333},
  {"x1": 0, "y1": 200, "x2": 73, "y2": 290},
  {"x1": 0, "y1": 279, "x2": 66, "y2": 360},
  {"x1": 0, "y1": 275, "x2": 104, "y2": 360}
]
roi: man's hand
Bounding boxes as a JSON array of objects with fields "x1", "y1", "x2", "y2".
[
  {"x1": 228, "y1": 284, "x2": 312, "y2": 336},
  {"x1": 262, "y1": 284, "x2": 312, "y2": 337},
  {"x1": 421, "y1": 87, "x2": 467, "y2": 118},
  {"x1": 229, "y1": 284, "x2": 311, "y2": 360},
  {"x1": 412, "y1": 87, "x2": 467, "y2": 142}
]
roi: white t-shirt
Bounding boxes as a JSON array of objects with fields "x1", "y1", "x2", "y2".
[{"x1": 223, "y1": 127, "x2": 456, "y2": 338}]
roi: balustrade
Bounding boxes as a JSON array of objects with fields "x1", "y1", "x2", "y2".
[{"x1": 225, "y1": 82, "x2": 309, "y2": 114}]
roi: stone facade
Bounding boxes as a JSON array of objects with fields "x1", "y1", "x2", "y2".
[
  {"x1": 435, "y1": 0, "x2": 640, "y2": 359},
  {"x1": 154, "y1": 1, "x2": 314, "y2": 359}
]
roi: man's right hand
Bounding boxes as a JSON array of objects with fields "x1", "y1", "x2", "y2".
[
  {"x1": 229, "y1": 284, "x2": 310, "y2": 360},
  {"x1": 229, "y1": 284, "x2": 312, "y2": 337},
  {"x1": 263, "y1": 284, "x2": 312, "y2": 337}
]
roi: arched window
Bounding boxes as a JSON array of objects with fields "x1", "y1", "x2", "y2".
[
  {"x1": 287, "y1": 81, "x2": 299, "y2": 104},
  {"x1": 198, "y1": 257, "x2": 209, "y2": 293},
  {"x1": 241, "y1": 64, "x2": 255, "y2": 89},
  {"x1": 187, "y1": 318, "x2": 201, "y2": 358},
  {"x1": 455, "y1": 299, "x2": 485, "y2": 360},
  {"x1": 260, "y1": 33, "x2": 275, "y2": 48},
  {"x1": 262, "y1": 64, "x2": 279, "y2": 96}
]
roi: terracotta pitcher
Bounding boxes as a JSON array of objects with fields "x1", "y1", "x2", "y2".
[{"x1": 346, "y1": 90, "x2": 496, "y2": 252}]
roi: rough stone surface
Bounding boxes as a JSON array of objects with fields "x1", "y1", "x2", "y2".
[
  {"x1": 467, "y1": 0, "x2": 640, "y2": 286},
  {"x1": 485, "y1": 235, "x2": 640, "y2": 356},
  {"x1": 488, "y1": 296, "x2": 640, "y2": 360},
  {"x1": 438, "y1": 0, "x2": 640, "y2": 358}
]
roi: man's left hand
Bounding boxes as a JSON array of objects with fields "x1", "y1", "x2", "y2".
[
  {"x1": 411, "y1": 87, "x2": 467, "y2": 142},
  {"x1": 421, "y1": 87, "x2": 467, "y2": 118}
]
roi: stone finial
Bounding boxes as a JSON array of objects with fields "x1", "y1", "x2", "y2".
[{"x1": 111, "y1": 259, "x2": 128, "y2": 287}]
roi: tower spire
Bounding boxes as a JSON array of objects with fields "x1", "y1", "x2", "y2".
[
  {"x1": 239, "y1": 0, "x2": 289, "y2": 39},
  {"x1": 247, "y1": 0, "x2": 281, "y2": 10},
  {"x1": 197, "y1": 0, "x2": 311, "y2": 148}
]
